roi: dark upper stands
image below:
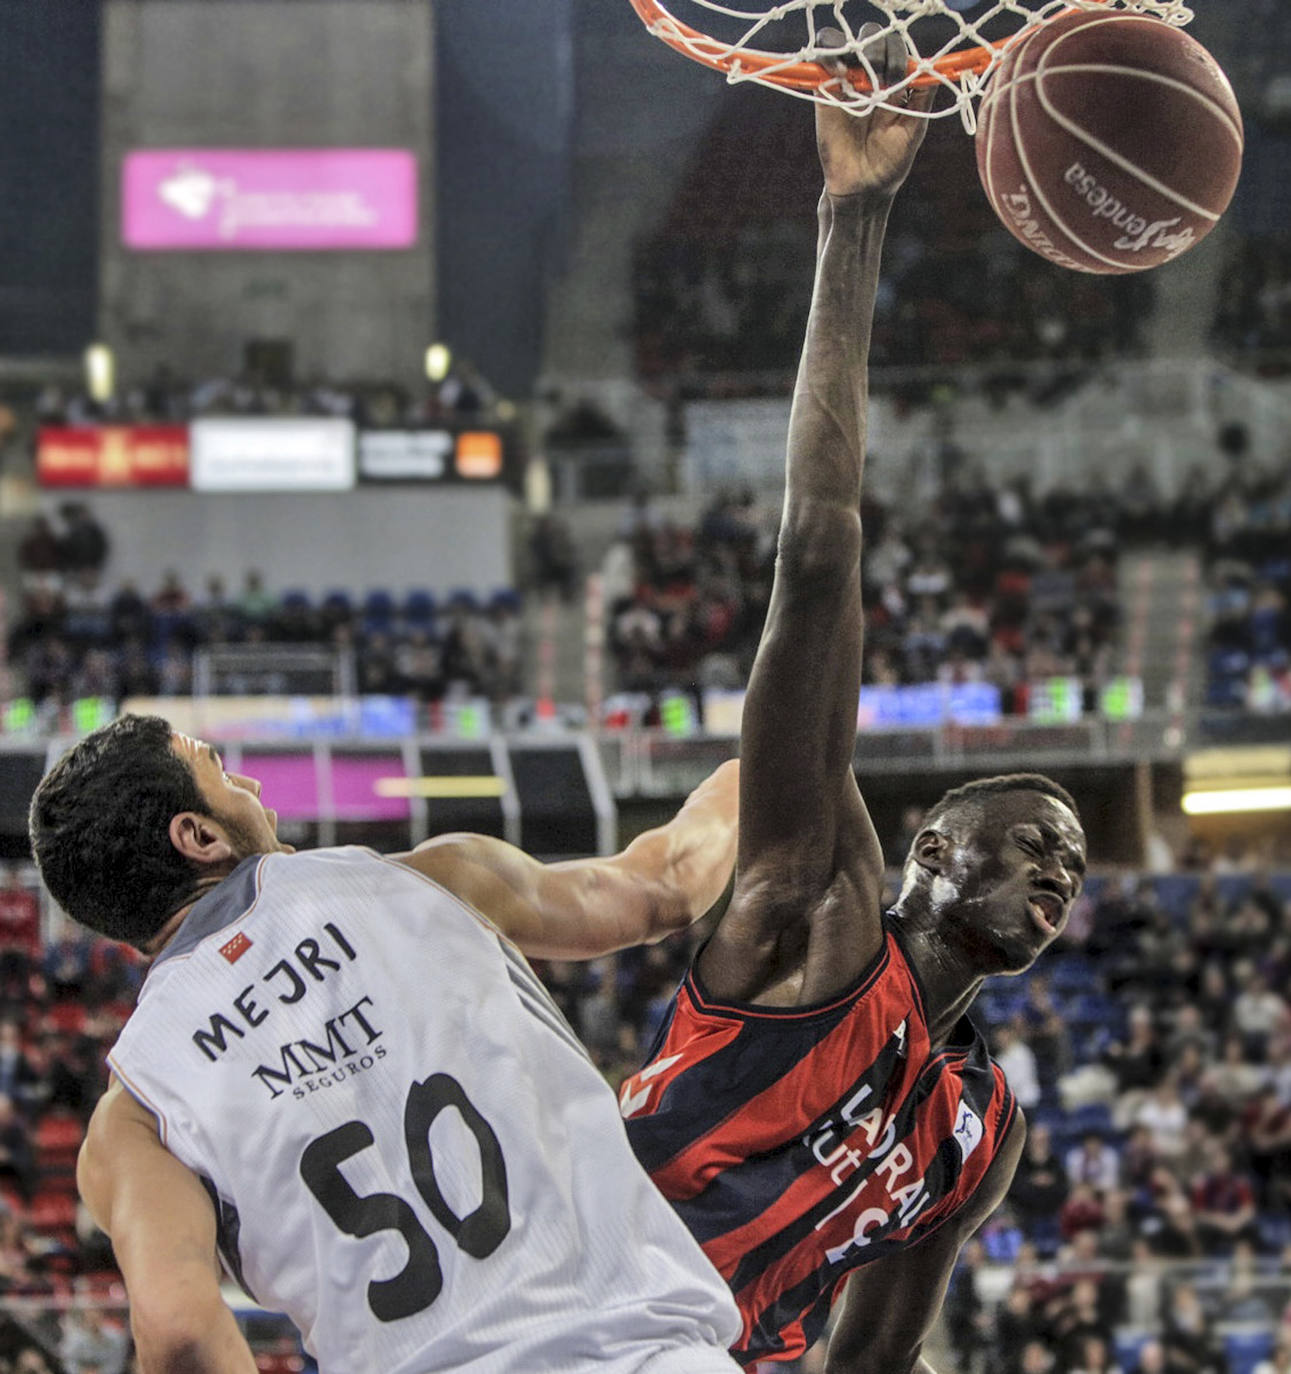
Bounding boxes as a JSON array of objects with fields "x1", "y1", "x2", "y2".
[{"x1": 633, "y1": 94, "x2": 1155, "y2": 391}]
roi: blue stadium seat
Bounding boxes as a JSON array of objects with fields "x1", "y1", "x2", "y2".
[
  {"x1": 1050, "y1": 960, "x2": 1100, "y2": 995},
  {"x1": 1216, "y1": 876, "x2": 1253, "y2": 905},
  {"x1": 1209, "y1": 647, "x2": 1251, "y2": 675},
  {"x1": 980, "y1": 1224, "x2": 1023, "y2": 1264},
  {"x1": 403, "y1": 590, "x2": 437, "y2": 629},
  {"x1": 1148, "y1": 874, "x2": 1199, "y2": 917},
  {"x1": 1224, "y1": 1327, "x2": 1274, "y2": 1374},
  {"x1": 1259, "y1": 557, "x2": 1291, "y2": 583},
  {"x1": 1205, "y1": 676, "x2": 1248, "y2": 709},
  {"x1": 362, "y1": 589, "x2": 396, "y2": 633},
  {"x1": 1115, "y1": 1332, "x2": 1151, "y2": 1372},
  {"x1": 1257, "y1": 1213, "x2": 1291, "y2": 1251},
  {"x1": 1069, "y1": 993, "x2": 1120, "y2": 1028},
  {"x1": 1068, "y1": 1102, "x2": 1115, "y2": 1137},
  {"x1": 1028, "y1": 1214, "x2": 1062, "y2": 1258}
]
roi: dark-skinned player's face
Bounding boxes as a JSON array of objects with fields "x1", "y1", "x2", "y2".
[{"x1": 915, "y1": 790, "x2": 1086, "y2": 976}]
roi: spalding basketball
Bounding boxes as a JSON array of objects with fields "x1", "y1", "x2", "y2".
[{"x1": 976, "y1": 10, "x2": 1243, "y2": 274}]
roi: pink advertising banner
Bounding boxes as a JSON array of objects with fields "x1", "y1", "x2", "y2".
[{"x1": 122, "y1": 149, "x2": 418, "y2": 251}]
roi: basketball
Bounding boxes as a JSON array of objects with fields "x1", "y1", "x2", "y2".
[{"x1": 975, "y1": 10, "x2": 1244, "y2": 275}]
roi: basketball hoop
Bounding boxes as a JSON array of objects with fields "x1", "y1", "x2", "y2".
[{"x1": 626, "y1": 0, "x2": 1194, "y2": 131}]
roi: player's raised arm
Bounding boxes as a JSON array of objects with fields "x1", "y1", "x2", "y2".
[
  {"x1": 396, "y1": 758, "x2": 738, "y2": 959},
  {"x1": 703, "y1": 39, "x2": 932, "y2": 1001},
  {"x1": 79, "y1": 1081, "x2": 259, "y2": 1374}
]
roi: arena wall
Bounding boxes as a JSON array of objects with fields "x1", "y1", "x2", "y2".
[
  {"x1": 78, "y1": 485, "x2": 511, "y2": 597},
  {"x1": 98, "y1": 0, "x2": 435, "y2": 386}
]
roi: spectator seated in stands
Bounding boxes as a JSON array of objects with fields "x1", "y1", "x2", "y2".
[{"x1": 1190, "y1": 1140, "x2": 1260, "y2": 1255}]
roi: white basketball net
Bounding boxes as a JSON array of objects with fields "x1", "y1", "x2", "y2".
[{"x1": 632, "y1": 0, "x2": 1195, "y2": 131}]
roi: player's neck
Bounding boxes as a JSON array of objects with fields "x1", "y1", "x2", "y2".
[
  {"x1": 141, "y1": 871, "x2": 236, "y2": 959},
  {"x1": 893, "y1": 919, "x2": 985, "y2": 1048}
]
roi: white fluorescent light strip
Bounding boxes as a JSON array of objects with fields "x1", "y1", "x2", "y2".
[
  {"x1": 1181, "y1": 787, "x2": 1291, "y2": 816},
  {"x1": 373, "y1": 776, "x2": 506, "y2": 800}
]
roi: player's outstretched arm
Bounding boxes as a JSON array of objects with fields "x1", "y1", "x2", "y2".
[
  {"x1": 704, "y1": 48, "x2": 932, "y2": 1002},
  {"x1": 79, "y1": 1081, "x2": 259, "y2": 1374},
  {"x1": 397, "y1": 758, "x2": 738, "y2": 959}
]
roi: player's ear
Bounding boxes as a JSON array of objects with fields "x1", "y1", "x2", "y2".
[
  {"x1": 912, "y1": 827, "x2": 948, "y2": 875},
  {"x1": 169, "y1": 811, "x2": 234, "y2": 865}
]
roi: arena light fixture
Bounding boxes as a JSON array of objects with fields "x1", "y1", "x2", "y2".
[
  {"x1": 373, "y1": 775, "x2": 506, "y2": 800},
  {"x1": 424, "y1": 343, "x2": 452, "y2": 383},
  {"x1": 84, "y1": 343, "x2": 115, "y2": 403},
  {"x1": 1181, "y1": 786, "x2": 1291, "y2": 815}
]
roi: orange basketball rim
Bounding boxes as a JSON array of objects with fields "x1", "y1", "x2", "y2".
[{"x1": 625, "y1": 0, "x2": 1189, "y2": 99}]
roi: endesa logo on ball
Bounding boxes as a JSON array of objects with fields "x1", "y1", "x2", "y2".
[
  {"x1": 122, "y1": 149, "x2": 419, "y2": 251},
  {"x1": 1062, "y1": 163, "x2": 1197, "y2": 260}
]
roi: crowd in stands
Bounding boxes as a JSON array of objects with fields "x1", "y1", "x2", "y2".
[
  {"x1": 633, "y1": 100, "x2": 1154, "y2": 394},
  {"x1": 603, "y1": 463, "x2": 1135, "y2": 717},
  {"x1": 0, "y1": 864, "x2": 138, "y2": 1301},
  {"x1": 943, "y1": 868, "x2": 1291, "y2": 1374},
  {"x1": 8, "y1": 511, "x2": 524, "y2": 715},
  {"x1": 8, "y1": 444, "x2": 1284, "y2": 726},
  {"x1": 601, "y1": 488, "x2": 773, "y2": 703},
  {"x1": 31, "y1": 358, "x2": 499, "y2": 431},
  {"x1": 856, "y1": 462, "x2": 1123, "y2": 712},
  {"x1": 1201, "y1": 432, "x2": 1291, "y2": 712}
]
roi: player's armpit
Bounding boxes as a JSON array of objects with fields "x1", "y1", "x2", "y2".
[
  {"x1": 398, "y1": 759, "x2": 739, "y2": 959},
  {"x1": 79, "y1": 1080, "x2": 258, "y2": 1374},
  {"x1": 824, "y1": 1114, "x2": 1026, "y2": 1374}
]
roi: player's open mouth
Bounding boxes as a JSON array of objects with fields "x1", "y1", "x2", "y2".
[{"x1": 1028, "y1": 892, "x2": 1064, "y2": 935}]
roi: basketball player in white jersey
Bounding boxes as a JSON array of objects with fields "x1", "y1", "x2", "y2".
[{"x1": 29, "y1": 714, "x2": 744, "y2": 1373}]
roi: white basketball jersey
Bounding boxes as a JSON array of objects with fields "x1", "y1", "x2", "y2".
[{"x1": 109, "y1": 848, "x2": 741, "y2": 1374}]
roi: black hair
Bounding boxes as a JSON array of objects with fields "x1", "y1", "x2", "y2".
[
  {"x1": 28, "y1": 714, "x2": 206, "y2": 948},
  {"x1": 923, "y1": 773, "x2": 1080, "y2": 830}
]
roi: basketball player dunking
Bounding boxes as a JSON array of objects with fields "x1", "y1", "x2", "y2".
[
  {"x1": 620, "y1": 37, "x2": 1088, "y2": 1373},
  {"x1": 30, "y1": 723, "x2": 745, "y2": 1373}
]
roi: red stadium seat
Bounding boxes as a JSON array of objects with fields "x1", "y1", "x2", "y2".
[
  {"x1": 45, "y1": 1002, "x2": 87, "y2": 1035},
  {"x1": 35, "y1": 1114, "x2": 84, "y2": 1154},
  {"x1": 35, "y1": 1113, "x2": 84, "y2": 1182},
  {"x1": 27, "y1": 1188, "x2": 77, "y2": 1231}
]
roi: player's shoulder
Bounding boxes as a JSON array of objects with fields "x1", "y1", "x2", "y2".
[{"x1": 267, "y1": 843, "x2": 445, "y2": 894}]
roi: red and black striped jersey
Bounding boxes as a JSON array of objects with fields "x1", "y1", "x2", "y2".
[{"x1": 621, "y1": 920, "x2": 1016, "y2": 1367}]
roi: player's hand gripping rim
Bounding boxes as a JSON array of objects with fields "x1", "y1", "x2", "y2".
[{"x1": 815, "y1": 23, "x2": 935, "y2": 201}]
